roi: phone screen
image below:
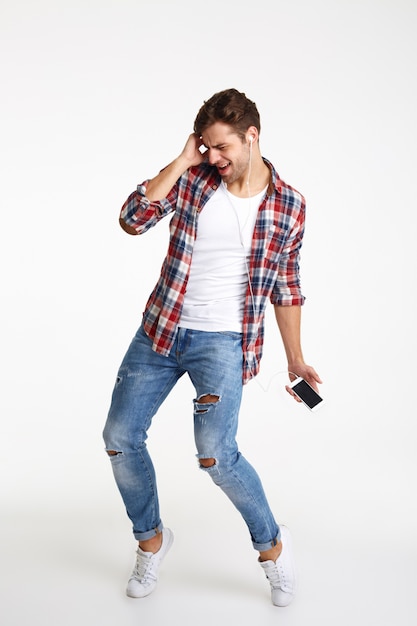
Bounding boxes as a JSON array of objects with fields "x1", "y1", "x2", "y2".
[{"x1": 291, "y1": 379, "x2": 323, "y2": 409}]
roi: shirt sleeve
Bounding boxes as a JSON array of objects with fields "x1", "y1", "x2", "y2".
[
  {"x1": 119, "y1": 180, "x2": 177, "y2": 235},
  {"x1": 270, "y1": 194, "x2": 306, "y2": 306}
]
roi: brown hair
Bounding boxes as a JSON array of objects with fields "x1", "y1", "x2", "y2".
[{"x1": 193, "y1": 88, "x2": 261, "y2": 140}]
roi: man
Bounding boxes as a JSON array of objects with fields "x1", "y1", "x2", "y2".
[{"x1": 103, "y1": 88, "x2": 322, "y2": 607}]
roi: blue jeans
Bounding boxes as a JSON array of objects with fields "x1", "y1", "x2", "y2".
[{"x1": 103, "y1": 324, "x2": 280, "y2": 551}]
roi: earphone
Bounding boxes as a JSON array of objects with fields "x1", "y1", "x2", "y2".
[{"x1": 247, "y1": 136, "x2": 253, "y2": 188}]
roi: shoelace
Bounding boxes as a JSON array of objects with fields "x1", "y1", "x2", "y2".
[
  {"x1": 265, "y1": 560, "x2": 288, "y2": 590},
  {"x1": 132, "y1": 552, "x2": 158, "y2": 583}
]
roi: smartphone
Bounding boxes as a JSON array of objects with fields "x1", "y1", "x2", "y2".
[{"x1": 289, "y1": 377, "x2": 324, "y2": 412}]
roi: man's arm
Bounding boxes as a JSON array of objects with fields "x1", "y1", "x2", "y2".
[
  {"x1": 143, "y1": 133, "x2": 205, "y2": 201},
  {"x1": 118, "y1": 155, "x2": 191, "y2": 235},
  {"x1": 274, "y1": 304, "x2": 322, "y2": 400},
  {"x1": 119, "y1": 134, "x2": 205, "y2": 235}
]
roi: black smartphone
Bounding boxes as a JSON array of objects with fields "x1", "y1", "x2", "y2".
[{"x1": 289, "y1": 377, "x2": 324, "y2": 412}]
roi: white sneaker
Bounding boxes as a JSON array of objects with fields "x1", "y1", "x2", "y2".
[
  {"x1": 126, "y1": 527, "x2": 174, "y2": 598},
  {"x1": 259, "y1": 525, "x2": 296, "y2": 607}
]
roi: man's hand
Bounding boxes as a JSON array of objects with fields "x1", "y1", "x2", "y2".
[
  {"x1": 285, "y1": 362, "x2": 322, "y2": 403},
  {"x1": 145, "y1": 133, "x2": 206, "y2": 202},
  {"x1": 180, "y1": 133, "x2": 206, "y2": 168}
]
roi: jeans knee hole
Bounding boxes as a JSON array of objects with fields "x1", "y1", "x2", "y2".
[
  {"x1": 199, "y1": 458, "x2": 216, "y2": 468},
  {"x1": 196, "y1": 394, "x2": 220, "y2": 404}
]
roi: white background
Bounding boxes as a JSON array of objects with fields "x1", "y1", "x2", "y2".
[{"x1": 1, "y1": 1, "x2": 416, "y2": 624}]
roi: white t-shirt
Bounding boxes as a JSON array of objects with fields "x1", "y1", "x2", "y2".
[{"x1": 178, "y1": 182, "x2": 267, "y2": 332}]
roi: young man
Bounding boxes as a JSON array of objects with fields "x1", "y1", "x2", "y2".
[{"x1": 103, "y1": 88, "x2": 322, "y2": 607}]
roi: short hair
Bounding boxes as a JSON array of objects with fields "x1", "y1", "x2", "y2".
[{"x1": 193, "y1": 88, "x2": 261, "y2": 140}]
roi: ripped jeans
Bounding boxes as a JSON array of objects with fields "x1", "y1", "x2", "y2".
[{"x1": 103, "y1": 324, "x2": 280, "y2": 551}]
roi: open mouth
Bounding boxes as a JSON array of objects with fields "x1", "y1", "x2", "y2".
[{"x1": 218, "y1": 162, "x2": 231, "y2": 174}]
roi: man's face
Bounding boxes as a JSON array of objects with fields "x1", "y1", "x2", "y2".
[{"x1": 201, "y1": 122, "x2": 250, "y2": 185}]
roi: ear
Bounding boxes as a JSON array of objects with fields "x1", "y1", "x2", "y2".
[{"x1": 246, "y1": 126, "x2": 258, "y2": 144}]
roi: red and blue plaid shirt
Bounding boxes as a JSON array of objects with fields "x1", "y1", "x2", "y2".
[{"x1": 120, "y1": 158, "x2": 306, "y2": 384}]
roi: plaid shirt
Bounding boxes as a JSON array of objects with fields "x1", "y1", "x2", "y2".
[{"x1": 120, "y1": 158, "x2": 306, "y2": 384}]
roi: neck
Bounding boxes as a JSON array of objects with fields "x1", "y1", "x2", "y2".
[{"x1": 226, "y1": 159, "x2": 270, "y2": 198}]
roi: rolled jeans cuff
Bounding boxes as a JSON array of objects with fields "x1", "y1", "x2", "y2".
[
  {"x1": 252, "y1": 529, "x2": 281, "y2": 552},
  {"x1": 133, "y1": 522, "x2": 164, "y2": 542}
]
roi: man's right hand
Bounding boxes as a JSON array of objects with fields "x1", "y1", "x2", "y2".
[
  {"x1": 180, "y1": 133, "x2": 207, "y2": 168},
  {"x1": 144, "y1": 134, "x2": 206, "y2": 202}
]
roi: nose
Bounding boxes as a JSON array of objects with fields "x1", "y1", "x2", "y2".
[{"x1": 207, "y1": 148, "x2": 219, "y2": 165}]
